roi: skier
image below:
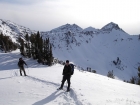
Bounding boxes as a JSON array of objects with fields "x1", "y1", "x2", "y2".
[
  {"x1": 18, "y1": 58, "x2": 28, "y2": 76},
  {"x1": 58, "y1": 60, "x2": 72, "y2": 92}
]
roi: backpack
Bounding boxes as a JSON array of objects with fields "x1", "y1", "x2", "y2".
[
  {"x1": 18, "y1": 60, "x2": 24, "y2": 67},
  {"x1": 70, "y1": 64, "x2": 74, "y2": 75}
]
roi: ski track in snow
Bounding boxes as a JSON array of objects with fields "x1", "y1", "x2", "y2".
[
  {"x1": 8, "y1": 71, "x2": 85, "y2": 105},
  {"x1": 0, "y1": 74, "x2": 84, "y2": 105},
  {"x1": 26, "y1": 76, "x2": 85, "y2": 105}
]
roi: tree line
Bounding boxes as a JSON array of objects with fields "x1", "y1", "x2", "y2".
[
  {"x1": 18, "y1": 31, "x2": 53, "y2": 66},
  {"x1": 0, "y1": 33, "x2": 18, "y2": 52}
]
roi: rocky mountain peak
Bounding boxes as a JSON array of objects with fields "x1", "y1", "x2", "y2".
[
  {"x1": 101, "y1": 22, "x2": 122, "y2": 32},
  {"x1": 50, "y1": 23, "x2": 83, "y2": 33}
]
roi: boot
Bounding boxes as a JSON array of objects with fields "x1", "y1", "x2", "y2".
[
  {"x1": 23, "y1": 70, "x2": 27, "y2": 76},
  {"x1": 20, "y1": 71, "x2": 22, "y2": 76},
  {"x1": 66, "y1": 88, "x2": 70, "y2": 92},
  {"x1": 57, "y1": 87, "x2": 63, "y2": 90},
  {"x1": 59, "y1": 87, "x2": 63, "y2": 90}
]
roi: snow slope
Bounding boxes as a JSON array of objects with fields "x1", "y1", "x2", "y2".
[{"x1": 0, "y1": 50, "x2": 140, "y2": 105}]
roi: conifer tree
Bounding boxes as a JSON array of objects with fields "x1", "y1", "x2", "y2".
[
  {"x1": 0, "y1": 33, "x2": 17, "y2": 52},
  {"x1": 18, "y1": 37, "x2": 25, "y2": 56},
  {"x1": 1, "y1": 35, "x2": 7, "y2": 53},
  {"x1": 17, "y1": 31, "x2": 53, "y2": 65},
  {"x1": 45, "y1": 38, "x2": 49, "y2": 64},
  {"x1": 42, "y1": 39, "x2": 47, "y2": 64},
  {"x1": 138, "y1": 67, "x2": 140, "y2": 85},
  {"x1": 25, "y1": 33, "x2": 31, "y2": 58},
  {"x1": 48, "y1": 44, "x2": 53, "y2": 65},
  {"x1": 30, "y1": 34, "x2": 36, "y2": 59}
]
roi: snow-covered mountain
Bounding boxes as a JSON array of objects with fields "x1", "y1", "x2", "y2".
[
  {"x1": 101, "y1": 22, "x2": 123, "y2": 32},
  {"x1": 51, "y1": 23, "x2": 83, "y2": 33},
  {"x1": 0, "y1": 19, "x2": 36, "y2": 42},
  {"x1": 0, "y1": 19, "x2": 140, "y2": 81},
  {"x1": 41, "y1": 22, "x2": 140, "y2": 81}
]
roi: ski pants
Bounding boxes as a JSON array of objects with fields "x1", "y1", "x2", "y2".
[
  {"x1": 60, "y1": 75, "x2": 71, "y2": 90},
  {"x1": 19, "y1": 66, "x2": 26, "y2": 76}
]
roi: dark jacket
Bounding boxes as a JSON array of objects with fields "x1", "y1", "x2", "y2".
[
  {"x1": 18, "y1": 60, "x2": 27, "y2": 67},
  {"x1": 62, "y1": 65, "x2": 71, "y2": 76}
]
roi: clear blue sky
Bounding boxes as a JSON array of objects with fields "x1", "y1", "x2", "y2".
[{"x1": 0, "y1": 0, "x2": 140, "y2": 35}]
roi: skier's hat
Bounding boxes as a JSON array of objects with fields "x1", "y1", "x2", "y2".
[
  {"x1": 19, "y1": 57, "x2": 22, "y2": 60},
  {"x1": 66, "y1": 60, "x2": 69, "y2": 63}
]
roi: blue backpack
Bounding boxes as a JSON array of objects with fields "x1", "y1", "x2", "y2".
[{"x1": 70, "y1": 64, "x2": 74, "y2": 75}]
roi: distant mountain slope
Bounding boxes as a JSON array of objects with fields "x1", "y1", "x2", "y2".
[
  {"x1": 101, "y1": 22, "x2": 122, "y2": 31},
  {"x1": 0, "y1": 19, "x2": 36, "y2": 42},
  {"x1": 51, "y1": 23, "x2": 83, "y2": 32},
  {"x1": 41, "y1": 23, "x2": 140, "y2": 81},
  {"x1": 0, "y1": 19, "x2": 140, "y2": 81}
]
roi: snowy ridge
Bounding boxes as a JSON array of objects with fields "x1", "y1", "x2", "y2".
[
  {"x1": 101, "y1": 22, "x2": 122, "y2": 31},
  {"x1": 0, "y1": 51, "x2": 140, "y2": 105},
  {"x1": 50, "y1": 23, "x2": 83, "y2": 33}
]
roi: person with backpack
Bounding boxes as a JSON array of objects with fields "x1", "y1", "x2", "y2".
[
  {"x1": 58, "y1": 60, "x2": 72, "y2": 92},
  {"x1": 18, "y1": 58, "x2": 28, "y2": 76}
]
